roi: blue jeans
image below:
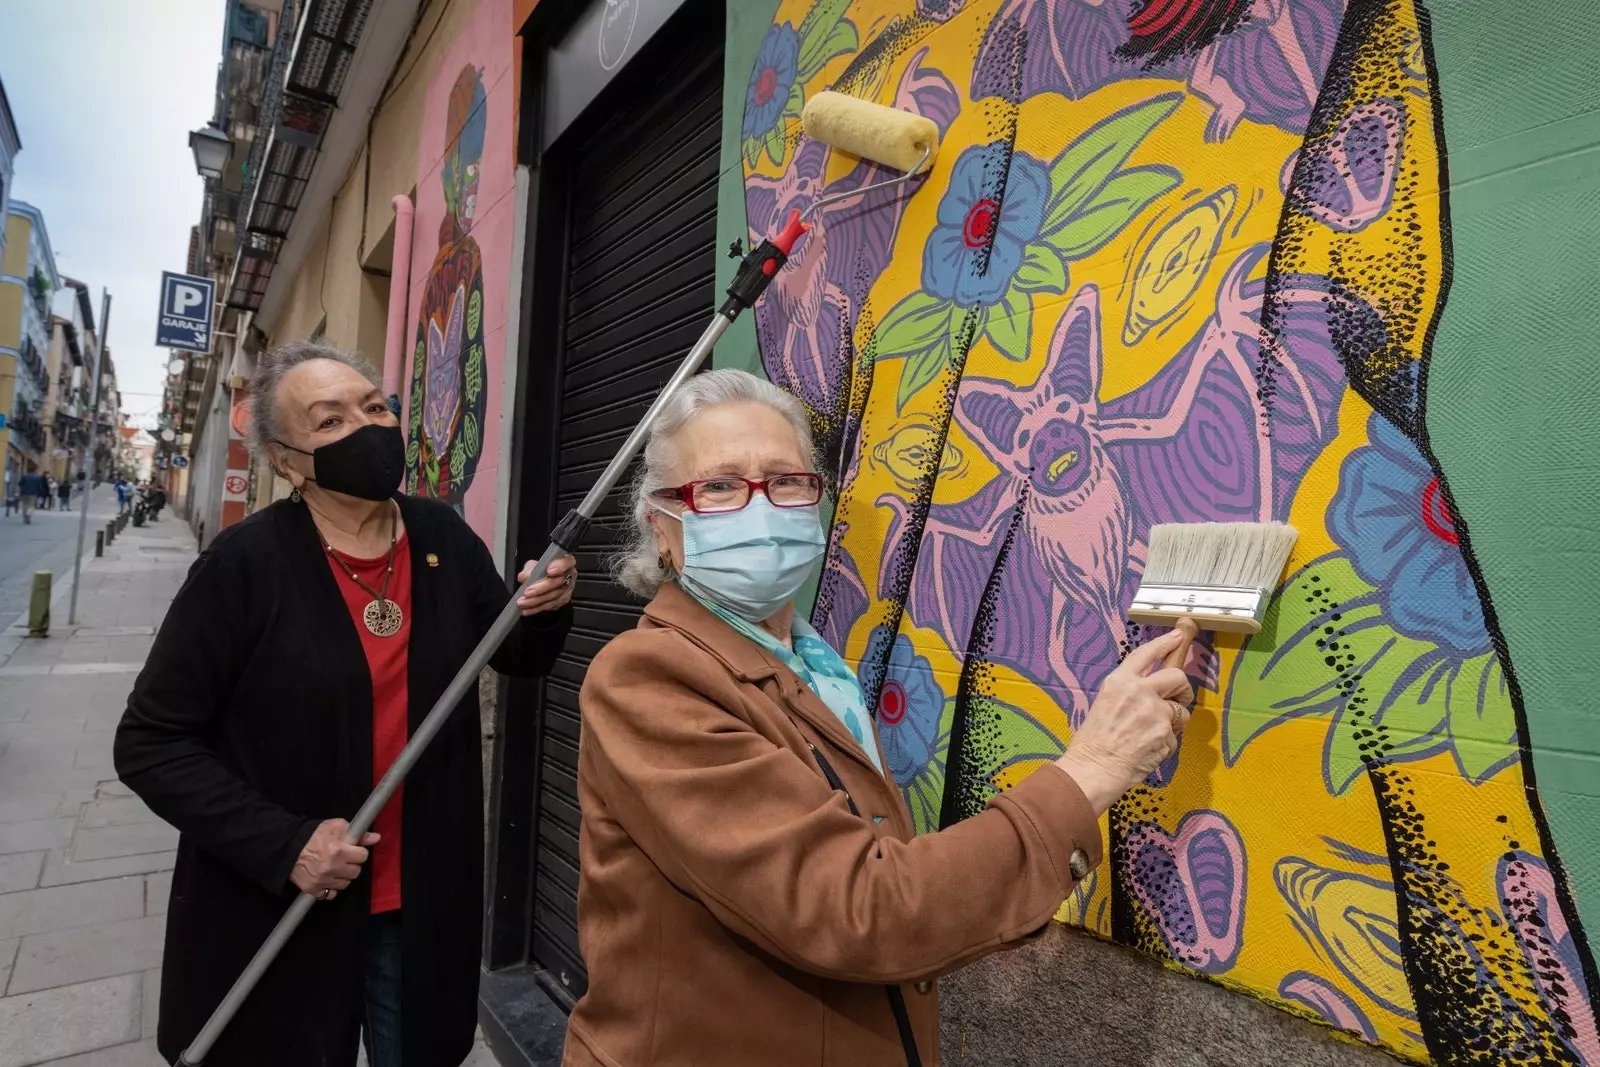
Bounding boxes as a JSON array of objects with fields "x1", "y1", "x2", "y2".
[{"x1": 363, "y1": 911, "x2": 403, "y2": 1067}]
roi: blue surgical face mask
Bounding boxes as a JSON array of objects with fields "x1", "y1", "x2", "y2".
[{"x1": 658, "y1": 495, "x2": 826, "y2": 622}]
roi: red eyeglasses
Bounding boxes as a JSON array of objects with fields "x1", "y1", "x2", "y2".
[{"x1": 651, "y1": 473, "x2": 824, "y2": 514}]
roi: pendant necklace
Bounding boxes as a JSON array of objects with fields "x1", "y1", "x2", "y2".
[{"x1": 324, "y1": 502, "x2": 403, "y2": 638}]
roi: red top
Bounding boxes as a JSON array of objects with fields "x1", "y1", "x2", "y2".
[{"x1": 325, "y1": 533, "x2": 412, "y2": 915}]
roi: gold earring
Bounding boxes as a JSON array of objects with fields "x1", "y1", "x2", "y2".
[{"x1": 289, "y1": 485, "x2": 302, "y2": 503}]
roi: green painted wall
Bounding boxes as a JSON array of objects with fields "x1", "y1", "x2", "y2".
[
  {"x1": 1426, "y1": 0, "x2": 1600, "y2": 933},
  {"x1": 714, "y1": 0, "x2": 783, "y2": 378}
]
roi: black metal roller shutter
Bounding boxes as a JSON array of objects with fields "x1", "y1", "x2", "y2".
[{"x1": 528, "y1": 36, "x2": 723, "y2": 1000}]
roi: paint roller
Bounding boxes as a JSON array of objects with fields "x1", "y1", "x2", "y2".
[{"x1": 177, "y1": 94, "x2": 943, "y2": 1064}]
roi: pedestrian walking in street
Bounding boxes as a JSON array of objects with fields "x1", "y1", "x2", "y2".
[
  {"x1": 115, "y1": 478, "x2": 129, "y2": 514},
  {"x1": 57, "y1": 476, "x2": 72, "y2": 511},
  {"x1": 42, "y1": 474, "x2": 55, "y2": 510},
  {"x1": 17, "y1": 466, "x2": 42, "y2": 524},
  {"x1": 562, "y1": 370, "x2": 1195, "y2": 1067},
  {"x1": 114, "y1": 341, "x2": 578, "y2": 1067},
  {"x1": 3, "y1": 465, "x2": 15, "y2": 517}
]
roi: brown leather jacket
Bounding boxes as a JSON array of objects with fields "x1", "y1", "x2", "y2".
[{"x1": 562, "y1": 584, "x2": 1103, "y2": 1067}]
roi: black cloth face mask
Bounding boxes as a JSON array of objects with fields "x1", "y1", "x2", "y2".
[{"x1": 277, "y1": 423, "x2": 406, "y2": 502}]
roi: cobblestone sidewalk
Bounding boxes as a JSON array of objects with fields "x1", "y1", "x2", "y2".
[{"x1": 0, "y1": 517, "x2": 498, "y2": 1066}]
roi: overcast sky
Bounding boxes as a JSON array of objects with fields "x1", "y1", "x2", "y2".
[{"x1": 4, "y1": 0, "x2": 225, "y2": 427}]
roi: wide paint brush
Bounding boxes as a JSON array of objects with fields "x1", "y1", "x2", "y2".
[{"x1": 1129, "y1": 522, "x2": 1300, "y2": 669}]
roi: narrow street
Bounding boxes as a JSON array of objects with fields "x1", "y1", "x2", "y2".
[
  {"x1": 0, "y1": 486, "x2": 122, "y2": 622},
  {"x1": 0, "y1": 510, "x2": 496, "y2": 1066}
]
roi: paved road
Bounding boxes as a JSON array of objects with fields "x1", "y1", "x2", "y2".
[{"x1": 0, "y1": 486, "x2": 125, "y2": 622}]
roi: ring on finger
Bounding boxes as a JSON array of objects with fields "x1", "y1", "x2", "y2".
[{"x1": 320, "y1": 888, "x2": 335, "y2": 901}]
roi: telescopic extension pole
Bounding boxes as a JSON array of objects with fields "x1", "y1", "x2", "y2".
[{"x1": 177, "y1": 212, "x2": 810, "y2": 1065}]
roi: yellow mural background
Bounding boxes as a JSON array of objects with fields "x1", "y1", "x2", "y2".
[{"x1": 741, "y1": 1, "x2": 1590, "y2": 1062}]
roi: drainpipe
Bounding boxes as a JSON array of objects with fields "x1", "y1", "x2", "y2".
[{"x1": 382, "y1": 194, "x2": 415, "y2": 416}]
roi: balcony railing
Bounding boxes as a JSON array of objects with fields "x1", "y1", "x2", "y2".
[{"x1": 226, "y1": 0, "x2": 373, "y2": 311}]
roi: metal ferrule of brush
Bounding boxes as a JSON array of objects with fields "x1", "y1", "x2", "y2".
[{"x1": 1127, "y1": 585, "x2": 1271, "y2": 635}]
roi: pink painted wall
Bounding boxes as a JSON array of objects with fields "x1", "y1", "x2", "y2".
[{"x1": 401, "y1": 0, "x2": 514, "y2": 543}]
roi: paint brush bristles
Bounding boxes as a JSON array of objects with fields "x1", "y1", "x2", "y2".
[
  {"x1": 1128, "y1": 522, "x2": 1300, "y2": 639},
  {"x1": 1141, "y1": 522, "x2": 1300, "y2": 592}
]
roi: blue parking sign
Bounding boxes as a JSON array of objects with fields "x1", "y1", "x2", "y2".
[{"x1": 156, "y1": 271, "x2": 216, "y2": 354}]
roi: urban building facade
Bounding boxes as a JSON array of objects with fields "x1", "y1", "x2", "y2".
[
  {"x1": 170, "y1": 2, "x2": 1600, "y2": 1065},
  {"x1": 0, "y1": 200, "x2": 59, "y2": 488},
  {"x1": 0, "y1": 77, "x2": 17, "y2": 278},
  {"x1": 41, "y1": 279, "x2": 117, "y2": 485}
]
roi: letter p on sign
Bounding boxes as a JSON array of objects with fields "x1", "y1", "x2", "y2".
[{"x1": 173, "y1": 283, "x2": 206, "y2": 316}]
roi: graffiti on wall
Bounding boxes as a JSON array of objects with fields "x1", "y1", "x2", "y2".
[
  {"x1": 740, "y1": 1, "x2": 1600, "y2": 1062},
  {"x1": 404, "y1": 0, "x2": 514, "y2": 540}
]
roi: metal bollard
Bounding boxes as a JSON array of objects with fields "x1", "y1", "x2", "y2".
[
  {"x1": 106, "y1": 520, "x2": 114, "y2": 546},
  {"x1": 28, "y1": 571, "x2": 51, "y2": 637},
  {"x1": 95, "y1": 530, "x2": 104, "y2": 557}
]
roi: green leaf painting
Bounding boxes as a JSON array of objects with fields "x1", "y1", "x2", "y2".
[
  {"x1": 1014, "y1": 245, "x2": 1069, "y2": 294},
  {"x1": 873, "y1": 291, "x2": 957, "y2": 412},
  {"x1": 1044, "y1": 167, "x2": 1181, "y2": 261},
  {"x1": 1041, "y1": 93, "x2": 1182, "y2": 237},
  {"x1": 985, "y1": 286, "x2": 1032, "y2": 362},
  {"x1": 796, "y1": 0, "x2": 855, "y2": 81},
  {"x1": 1225, "y1": 555, "x2": 1519, "y2": 795}
]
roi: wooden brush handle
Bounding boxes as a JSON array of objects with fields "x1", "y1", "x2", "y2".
[{"x1": 1164, "y1": 617, "x2": 1200, "y2": 671}]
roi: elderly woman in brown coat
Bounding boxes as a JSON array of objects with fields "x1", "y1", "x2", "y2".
[{"x1": 563, "y1": 369, "x2": 1194, "y2": 1067}]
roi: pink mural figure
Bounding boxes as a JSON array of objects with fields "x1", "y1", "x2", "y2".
[{"x1": 406, "y1": 65, "x2": 488, "y2": 510}]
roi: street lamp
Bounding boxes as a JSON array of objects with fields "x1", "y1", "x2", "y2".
[{"x1": 189, "y1": 123, "x2": 231, "y2": 181}]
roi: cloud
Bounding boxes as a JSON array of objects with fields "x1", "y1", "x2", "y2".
[{"x1": 6, "y1": 0, "x2": 225, "y2": 425}]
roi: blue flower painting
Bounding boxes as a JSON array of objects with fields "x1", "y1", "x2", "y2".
[
  {"x1": 1328, "y1": 415, "x2": 1488, "y2": 657},
  {"x1": 922, "y1": 145, "x2": 1049, "y2": 308}
]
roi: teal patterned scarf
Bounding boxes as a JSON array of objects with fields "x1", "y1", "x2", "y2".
[{"x1": 683, "y1": 584, "x2": 883, "y2": 774}]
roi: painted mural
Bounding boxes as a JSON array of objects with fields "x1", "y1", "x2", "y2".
[
  {"x1": 404, "y1": 0, "x2": 514, "y2": 540},
  {"x1": 739, "y1": 1, "x2": 1600, "y2": 1062}
]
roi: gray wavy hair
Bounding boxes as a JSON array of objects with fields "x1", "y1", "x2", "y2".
[
  {"x1": 613, "y1": 369, "x2": 819, "y2": 599},
  {"x1": 246, "y1": 340, "x2": 381, "y2": 456}
]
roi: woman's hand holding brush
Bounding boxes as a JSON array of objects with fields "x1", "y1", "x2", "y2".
[{"x1": 1054, "y1": 628, "x2": 1195, "y2": 817}]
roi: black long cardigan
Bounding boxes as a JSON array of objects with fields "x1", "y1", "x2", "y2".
[{"x1": 114, "y1": 496, "x2": 572, "y2": 1067}]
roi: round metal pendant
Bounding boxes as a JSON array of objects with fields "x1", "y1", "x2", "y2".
[{"x1": 363, "y1": 598, "x2": 403, "y2": 638}]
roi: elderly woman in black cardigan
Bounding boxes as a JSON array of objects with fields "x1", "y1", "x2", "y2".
[{"x1": 115, "y1": 341, "x2": 575, "y2": 1067}]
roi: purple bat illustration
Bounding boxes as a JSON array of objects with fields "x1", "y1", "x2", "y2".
[
  {"x1": 898, "y1": 244, "x2": 1347, "y2": 724},
  {"x1": 1190, "y1": 0, "x2": 1348, "y2": 142},
  {"x1": 424, "y1": 284, "x2": 465, "y2": 453},
  {"x1": 973, "y1": 0, "x2": 1345, "y2": 142},
  {"x1": 1123, "y1": 809, "x2": 1248, "y2": 973}
]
